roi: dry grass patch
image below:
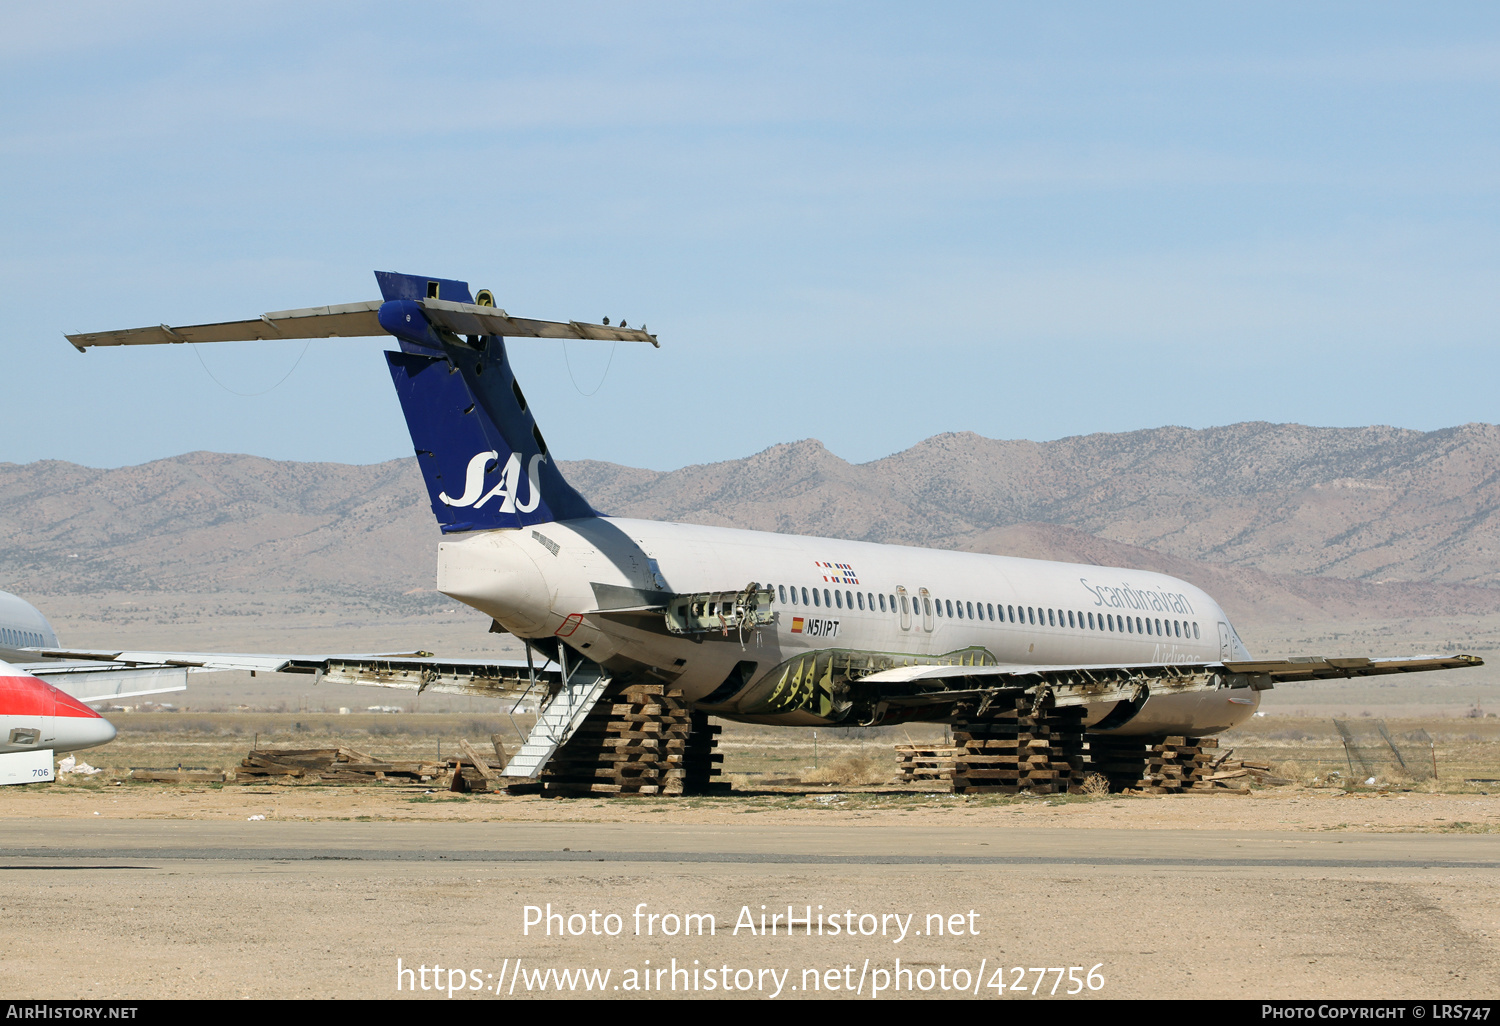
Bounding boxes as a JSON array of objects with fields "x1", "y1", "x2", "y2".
[{"x1": 800, "y1": 755, "x2": 890, "y2": 786}]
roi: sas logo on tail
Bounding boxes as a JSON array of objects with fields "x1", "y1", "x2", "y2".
[{"x1": 440, "y1": 450, "x2": 546, "y2": 512}]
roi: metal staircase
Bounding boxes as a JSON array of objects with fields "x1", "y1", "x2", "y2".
[{"x1": 501, "y1": 649, "x2": 612, "y2": 778}]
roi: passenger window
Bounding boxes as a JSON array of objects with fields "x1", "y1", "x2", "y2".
[
  {"x1": 812, "y1": 589, "x2": 820, "y2": 607},
  {"x1": 900, "y1": 594, "x2": 909, "y2": 614},
  {"x1": 986, "y1": 603, "x2": 993, "y2": 620},
  {"x1": 1067, "y1": 610, "x2": 1075, "y2": 628},
  {"x1": 1175, "y1": 620, "x2": 1182, "y2": 637},
  {"x1": 846, "y1": 590, "x2": 854, "y2": 609},
  {"x1": 823, "y1": 589, "x2": 831, "y2": 607},
  {"x1": 1027, "y1": 607, "x2": 1034, "y2": 625},
  {"x1": 889, "y1": 594, "x2": 896, "y2": 611},
  {"x1": 777, "y1": 585, "x2": 786, "y2": 603},
  {"x1": 800, "y1": 587, "x2": 808, "y2": 605},
  {"x1": 946, "y1": 599, "x2": 954, "y2": 618},
  {"x1": 1047, "y1": 609, "x2": 1054, "y2": 627},
  {"x1": 834, "y1": 590, "x2": 842, "y2": 609},
  {"x1": 856, "y1": 592, "x2": 864, "y2": 610},
  {"x1": 1193, "y1": 622, "x2": 1200, "y2": 639},
  {"x1": 923, "y1": 596, "x2": 932, "y2": 616},
  {"x1": 1087, "y1": 612, "x2": 1095, "y2": 630},
  {"x1": 879, "y1": 594, "x2": 886, "y2": 612}
]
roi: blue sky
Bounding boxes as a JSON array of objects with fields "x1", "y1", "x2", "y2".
[{"x1": 3, "y1": 3, "x2": 1498, "y2": 470}]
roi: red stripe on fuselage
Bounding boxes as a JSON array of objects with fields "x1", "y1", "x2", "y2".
[{"x1": 0, "y1": 674, "x2": 103, "y2": 719}]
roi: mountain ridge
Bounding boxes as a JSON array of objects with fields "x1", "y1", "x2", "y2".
[{"x1": 4, "y1": 421, "x2": 1499, "y2": 627}]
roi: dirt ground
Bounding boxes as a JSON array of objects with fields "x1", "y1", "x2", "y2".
[
  {"x1": 4, "y1": 794, "x2": 1498, "y2": 1001},
  {"x1": 6, "y1": 710, "x2": 1499, "y2": 1000},
  {"x1": 7, "y1": 778, "x2": 1500, "y2": 834}
]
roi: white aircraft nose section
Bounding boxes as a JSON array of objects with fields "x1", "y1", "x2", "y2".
[{"x1": 49, "y1": 713, "x2": 116, "y2": 753}]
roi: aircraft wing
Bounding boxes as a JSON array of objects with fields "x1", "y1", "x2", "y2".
[
  {"x1": 1219, "y1": 655, "x2": 1483, "y2": 682},
  {"x1": 852, "y1": 653, "x2": 1484, "y2": 710},
  {"x1": 13, "y1": 660, "x2": 191, "y2": 704},
  {"x1": 31, "y1": 648, "x2": 562, "y2": 702}
]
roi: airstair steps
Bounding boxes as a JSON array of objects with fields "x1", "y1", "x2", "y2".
[{"x1": 501, "y1": 656, "x2": 611, "y2": 778}]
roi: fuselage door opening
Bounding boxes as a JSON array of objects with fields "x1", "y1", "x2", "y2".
[
  {"x1": 919, "y1": 588, "x2": 935, "y2": 633},
  {"x1": 1218, "y1": 622, "x2": 1233, "y2": 661},
  {"x1": 896, "y1": 586, "x2": 912, "y2": 631}
]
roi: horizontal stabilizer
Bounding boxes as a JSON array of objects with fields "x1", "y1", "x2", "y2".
[
  {"x1": 65, "y1": 302, "x2": 384, "y2": 350},
  {"x1": 421, "y1": 298, "x2": 658, "y2": 346},
  {"x1": 66, "y1": 299, "x2": 658, "y2": 350}
]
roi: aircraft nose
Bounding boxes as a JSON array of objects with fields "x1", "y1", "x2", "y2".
[
  {"x1": 49, "y1": 710, "x2": 117, "y2": 752},
  {"x1": 89, "y1": 717, "x2": 118, "y2": 747}
]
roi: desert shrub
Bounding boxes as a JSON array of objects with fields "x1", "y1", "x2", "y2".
[
  {"x1": 801, "y1": 755, "x2": 889, "y2": 786},
  {"x1": 1079, "y1": 772, "x2": 1111, "y2": 796}
]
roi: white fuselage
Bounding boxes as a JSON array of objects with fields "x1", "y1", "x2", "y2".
[
  {"x1": 0, "y1": 591, "x2": 60, "y2": 664},
  {"x1": 436, "y1": 516, "x2": 1260, "y2": 736}
]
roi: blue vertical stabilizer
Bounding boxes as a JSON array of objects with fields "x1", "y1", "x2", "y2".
[{"x1": 381, "y1": 272, "x2": 598, "y2": 532}]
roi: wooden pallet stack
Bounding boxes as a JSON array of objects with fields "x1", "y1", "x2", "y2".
[
  {"x1": 895, "y1": 744, "x2": 961, "y2": 783},
  {"x1": 1138, "y1": 736, "x2": 1217, "y2": 793},
  {"x1": 531, "y1": 683, "x2": 695, "y2": 797},
  {"x1": 950, "y1": 697, "x2": 1086, "y2": 795},
  {"x1": 1084, "y1": 736, "x2": 1280, "y2": 793},
  {"x1": 1084, "y1": 736, "x2": 1150, "y2": 792},
  {"x1": 683, "y1": 711, "x2": 728, "y2": 795},
  {"x1": 231, "y1": 746, "x2": 443, "y2": 784}
]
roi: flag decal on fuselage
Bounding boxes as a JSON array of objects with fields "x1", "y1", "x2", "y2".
[{"x1": 816, "y1": 562, "x2": 859, "y2": 585}]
